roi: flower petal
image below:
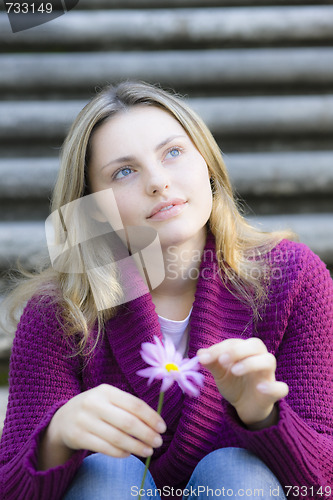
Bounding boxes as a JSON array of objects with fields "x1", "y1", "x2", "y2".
[
  {"x1": 140, "y1": 342, "x2": 162, "y2": 366},
  {"x1": 163, "y1": 337, "x2": 176, "y2": 360},
  {"x1": 154, "y1": 337, "x2": 169, "y2": 366},
  {"x1": 136, "y1": 367, "x2": 161, "y2": 378},
  {"x1": 136, "y1": 367, "x2": 165, "y2": 386},
  {"x1": 160, "y1": 376, "x2": 175, "y2": 393},
  {"x1": 177, "y1": 372, "x2": 201, "y2": 395},
  {"x1": 137, "y1": 336, "x2": 205, "y2": 397},
  {"x1": 180, "y1": 356, "x2": 201, "y2": 371},
  {"x1": 178, "y1": 378, "x2": 200, "y2": 397},
  {"x1": 184, "y1": 371, "x2": 205, "y2": 386},
  {"x1": 173, "y1": 351, "x2": 183, "y2": 366}
]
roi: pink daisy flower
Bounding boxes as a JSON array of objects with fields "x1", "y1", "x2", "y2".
[{"x1": 137, "y1": 335, "x2": 204, "y2": 397}]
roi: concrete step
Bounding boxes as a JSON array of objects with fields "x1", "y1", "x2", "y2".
[
  {"x1": 1, "y1": 7, "x2": 333, "y2": 50},
  {"x1": 0, "y1": 0, "x2": 328, "y2": 12},
  {"x1": 248, "y1": 213, "x2": 333, "y2": 267},
  {"x1": 1, "y1": 96, "x2": 333, "y2": 145},
  {"x1": 1, "y1": 152, "x2": 332, "y2": 201},
  {"x1": 1, "y1": 48, "x2": 333, "y2": 97},
  {"x1": 0, "y1": 215, "x2": 332, "y2": 270},
  {"x1": 0, "y1": 221, "x2": 49, "y2": 269},
  {"x1": 76, "y1": 0, "x2": 333, "y2": 8},
  {"x1": 0, "y1": 100, "x2": 83, "y2": 141},
  {"x1": 226, "y1": 151, "x2": 333, "y2": 196},
  {"x1": 0, "y1": 158, "x2": 58, "y2": 199},
  {"x1": 190, "y1": 95, "x2": 333, "y2": 138}
]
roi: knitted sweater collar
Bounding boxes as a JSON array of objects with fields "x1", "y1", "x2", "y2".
[{"x1": 105, "y1": 232, "x2": 253, "y2": 486}]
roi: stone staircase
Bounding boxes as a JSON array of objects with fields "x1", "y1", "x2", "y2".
[{"x1": 0, "y1": 0, "x2": 333, "y2": 429}]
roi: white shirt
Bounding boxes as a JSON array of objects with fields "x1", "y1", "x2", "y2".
[{"x1": 158, "y1": 308, "x2": 192, "y2": 357}]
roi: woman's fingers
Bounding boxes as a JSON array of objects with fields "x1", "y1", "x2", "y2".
[
  {"x1": 76, "y1": 385, "x2": 166, "y2": 457},
  {"x1": 98, "y1": 403, "x2": 163, "y2": 453},
  {"x1": 257, "y1": 380, "x2": 289, "y2": 400},
  {"x1": 198, "y1": 338, "x2": 271, "y2": 382},
  {"x1": 198, "y1": 338, "x2": 267, "y2": 366},
  {"x1": 100, "y1": 385, "x2": 166, "y2": 433},
  {"x1": 55, "y1": 384, "x2": 167, "y2": 458},
  {"x1": 85, "y1": 418, "x2": 157, "y2": 458},
  {"x1": 197, "y1": 338, "x2": 289, "y2": 427},
  {"x1": 230, "y1": 352, "x2": 276, "y2": 376},
  {"x1": 76, "y1": 430, "x2": 131, "y2": 459}
]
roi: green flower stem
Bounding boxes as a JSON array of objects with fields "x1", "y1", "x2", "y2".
[
  {"x1": 138, "y1": 391, "x2": 165, "y2": 500},
  {"x1": 156, "y1": 390, "x2": 165, "y2": 415}
]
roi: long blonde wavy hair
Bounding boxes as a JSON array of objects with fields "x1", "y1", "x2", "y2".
[{"x1": 2, "y1": 81, "x2": 296, "y2": 352}]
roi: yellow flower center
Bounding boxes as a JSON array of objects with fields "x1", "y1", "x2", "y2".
[{"x1": 165, "y1": 362, "x2": 179, "y2": 372}]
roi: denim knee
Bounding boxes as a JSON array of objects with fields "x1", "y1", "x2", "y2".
[
  {"x1": 64, "y1": 453, "x2": 158, "y2": 500},
  {"x1": 185, "y1": 447, "x2": 286, "y2": 499}
]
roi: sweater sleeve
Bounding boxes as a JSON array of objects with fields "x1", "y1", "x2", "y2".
[
  {"x1": 0, "y1": 297, "x2": 89, "y2": 500},
  {"x1": 225, "y1": 244, "x2": 333, "y2": 497}
]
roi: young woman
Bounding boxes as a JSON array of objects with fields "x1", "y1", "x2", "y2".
[{"x1": 0, "y1": 82, "x2": 332, "y2": 500}]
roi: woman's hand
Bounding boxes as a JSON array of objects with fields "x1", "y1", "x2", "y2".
[
  {"x1": 197, "y1": 338, "x2": 289, "y2": 428},
  {"x1": 38, "y1": 384, "x2": 166, "y2": 470}
]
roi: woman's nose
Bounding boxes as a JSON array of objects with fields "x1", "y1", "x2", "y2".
[{"x1": 145, "y1": 165, "x2": 170, "y2": 195}]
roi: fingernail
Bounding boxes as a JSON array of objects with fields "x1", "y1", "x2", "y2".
[
  {"x1": 198, "y1": 353, "x2": 212, "y2": 363},
  {"x1": 231, "y1": 363, "x2": 245, "y2": 375},
  {"x1": 143, "y1": 447, "x2": 153, "y2": 457},
  {"x1": 157, "y1": 421, "x2": 166, "y2": 433},
  {"x1": 218, "y1": 353, "x2": 230, "y2": 365},
  {"x1": 257, "y1": 383, "x2": 269, "y2": 393},
  {"x1": 153, "y1": 435, "x2": 163, "y2": 447}
]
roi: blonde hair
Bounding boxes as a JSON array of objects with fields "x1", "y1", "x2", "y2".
[{"x1": 2, "y1": 81, "x2": 296, "y2": 352}]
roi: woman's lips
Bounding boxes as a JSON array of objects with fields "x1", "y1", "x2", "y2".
[{"x1": 148, "y1": 201, "x2": 187, "y2": 221}]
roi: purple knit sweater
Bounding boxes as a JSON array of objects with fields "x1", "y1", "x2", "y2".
[{"x1": 0, "y1": 236, "x2": 332, "y2": 499}]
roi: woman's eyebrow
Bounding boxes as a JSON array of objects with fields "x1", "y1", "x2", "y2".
[
  {"x1": 154, "y1": 134, "x2": 187, "y2": 151},
  {"x1": 101, "y1": 134, "x2": 186, "y2": 171},
  {"x1": 101, "y1": 155, "x2": 134, "y2": 171}
]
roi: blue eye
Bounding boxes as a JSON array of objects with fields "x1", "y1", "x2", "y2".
[
  {"x1": 165, "y1": 148, "x2": 181, "y2": 159},
  {"x1": 114, "y1": 167, "x2": 133, "y2": 179}
]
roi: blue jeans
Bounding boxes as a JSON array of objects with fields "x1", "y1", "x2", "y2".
[{"x1": 64, "y1": 448, "x2": 287, "y2": 499}]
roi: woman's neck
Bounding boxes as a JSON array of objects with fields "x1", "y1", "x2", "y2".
[{"x1": 150, "y1": 230, "x2": 207, "y2": 320}]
